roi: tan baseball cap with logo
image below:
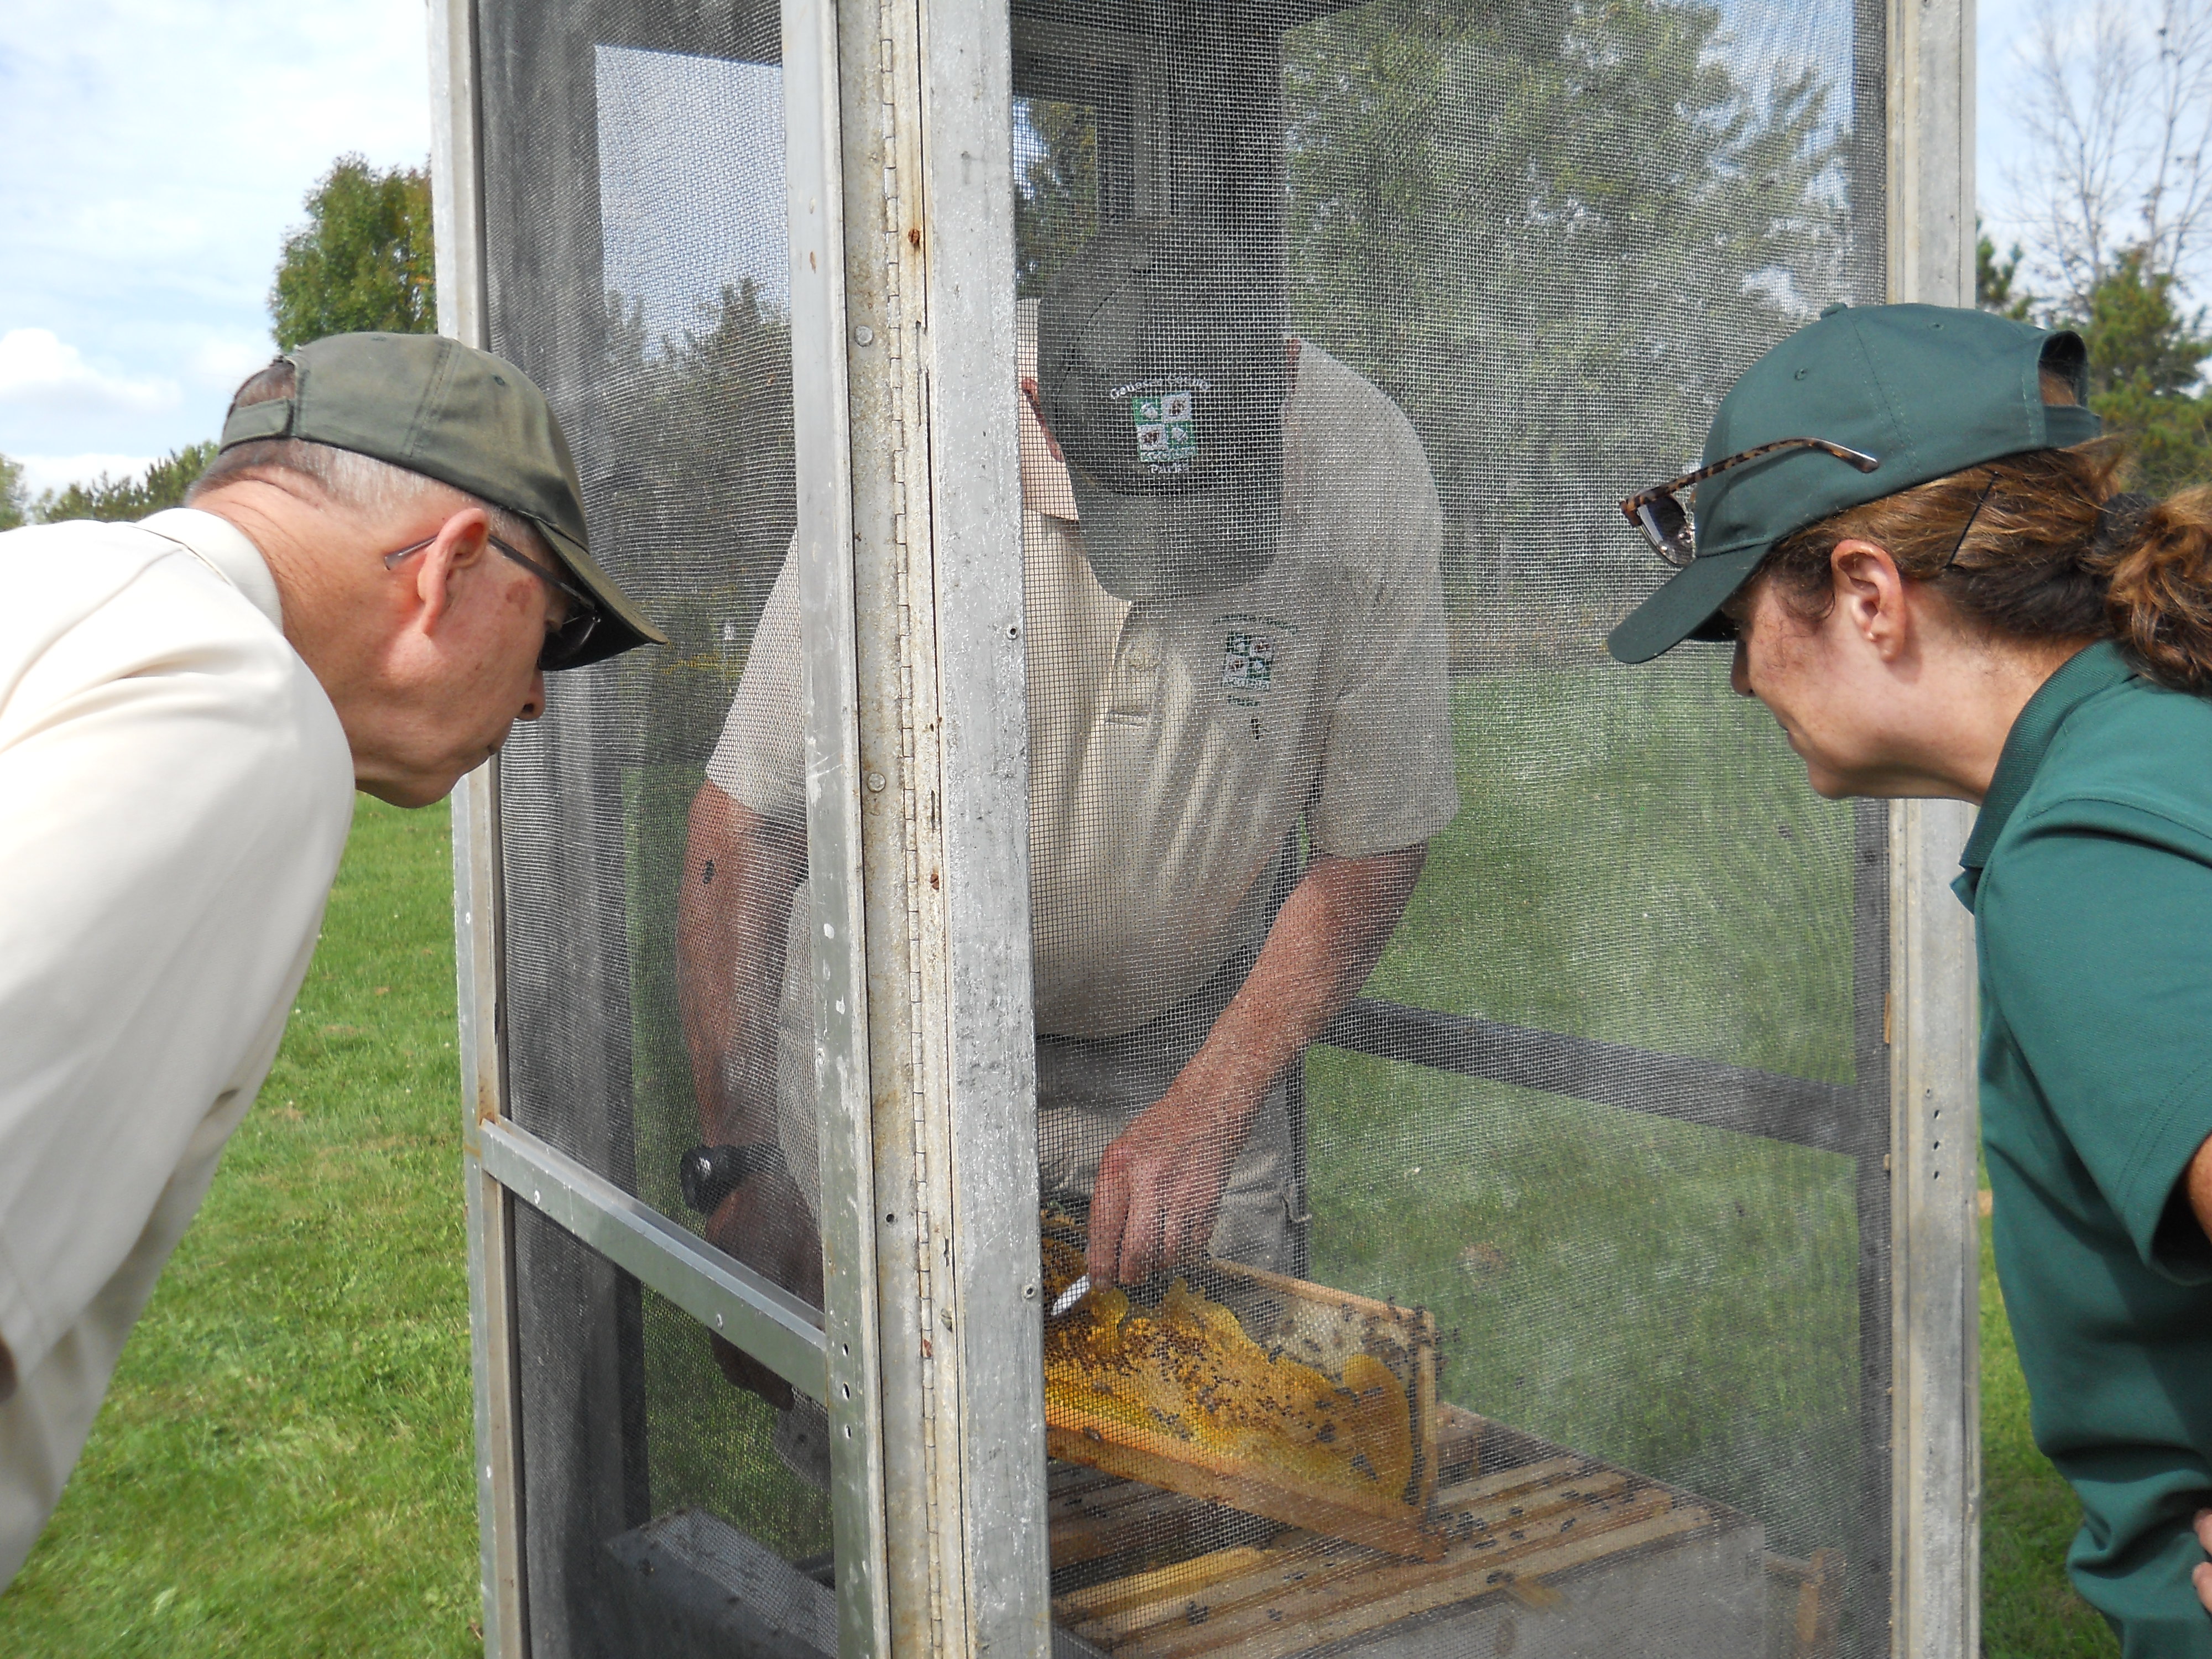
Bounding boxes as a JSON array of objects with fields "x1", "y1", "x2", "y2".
[
  {"x1": 219, "y1": 331, "x2": 665, "y2": 668},
  {"x1": 1035, "y1": 220, "x2": 1286, "y2": 601}
]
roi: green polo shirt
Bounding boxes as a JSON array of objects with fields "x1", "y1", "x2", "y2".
[{"x1": 1955, "y1": 640, "x2": 2212, "y2": 1657}]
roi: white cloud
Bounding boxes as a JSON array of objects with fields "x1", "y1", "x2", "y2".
[
  {"x1": 0, "y1": 1, "x2": 427, "y2": 460},
  {"x1": 0, "y1": 330, "x2": 179, "y2": 417},
  {"x1": 13, "y1": 452, "x2": 157, "y2": 499}
]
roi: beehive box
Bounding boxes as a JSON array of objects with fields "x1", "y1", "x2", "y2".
[
  {"x1": 1042, "y1": 1254, "x2": 1442, "y2": 1561},
  {"x1": 1046, "y1": 1406, "x2": 1772, "y2": 1659}
]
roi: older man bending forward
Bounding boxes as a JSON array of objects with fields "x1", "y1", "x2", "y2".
[{"x1": 0, "y1": 332, "x2": 662, "y2": 1585}]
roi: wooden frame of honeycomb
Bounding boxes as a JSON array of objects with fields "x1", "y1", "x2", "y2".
[{"x1": 1041, "y1": 1251, "x2": 1443, "y2": 1561}]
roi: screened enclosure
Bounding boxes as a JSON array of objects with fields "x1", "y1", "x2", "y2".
[{"x1": 432, "y1": 0, "x2": 1982, "y2": 1652}]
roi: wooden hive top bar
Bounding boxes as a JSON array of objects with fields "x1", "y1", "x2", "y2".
[{"x1": 1049, "y1": 1410, "x2": 1746, "y2": 1659}]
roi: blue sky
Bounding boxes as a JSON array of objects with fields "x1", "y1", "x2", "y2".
[
  {"x1": 1976, "y1": 0, "x2": 2057, "y2": 275},
  {"x1": 0, "y1": 1, "x2": 430, "y2": 497},
  {"x1": 0, "y1": 0, "x2": 2081, "y2": 497}
]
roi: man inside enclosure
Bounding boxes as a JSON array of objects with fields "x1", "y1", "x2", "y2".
[
  {"x1": 679, "y1": 220, "x2": 1459, "y2": 1422},
  {"x1": 0, "y1": 333, "x2": 662, "y2": 1586}
]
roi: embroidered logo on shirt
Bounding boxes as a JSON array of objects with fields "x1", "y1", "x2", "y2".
[
  {"x1": 1220, "y1": 631, "x2": 1275, "y2": 693},
  {"x1": 1133, "y1": 389, "x2": 1198, "y2": 469}
]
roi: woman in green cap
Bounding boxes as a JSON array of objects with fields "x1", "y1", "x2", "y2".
[{"x1": 1608, "y1": 301, "x2": 2212, "y2": 1656}]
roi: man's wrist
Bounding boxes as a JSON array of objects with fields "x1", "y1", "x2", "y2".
[
  {"x1": 1186, "y1": 1032, "x2": 1282, "y2": 1117},
  {"x1": 1156, "y1": 1069, "x2": 1266, "y2": 1146},
  {"x1": 680, "y1": 1142, "x2": 788, "y2": 1214}
]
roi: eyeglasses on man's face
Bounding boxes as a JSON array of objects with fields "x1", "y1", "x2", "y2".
[
  {"x1": 382, "y1": 531, "x2": 603, "y2": 671},
  {"x1": 1620, "y1": 438, "x2": 1881, "y2": 568}
]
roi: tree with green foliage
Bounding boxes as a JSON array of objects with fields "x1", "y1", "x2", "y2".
[
  {"x1": 593, "y1": 276, "x2": 797, "y2": 761},
  {"x1": 1977, "y1": 225, "x2": 2032, "y2": 320},
  {"x1": 34, "y1": 443, "x2": 220, "y2": 524},
  {"x1": 1282, "y1": 0, "x2": 1856, "y2": 660},
  {"x1": 1015, "y1": 101, "x2": 1101, "y2": 299},
  {"x1": 270, "y1": 155, "x2": 435, "y2": 351},
  {"x1": 0, "y1": 453, "x2": 26, "y2": 531},
  {"x1": 2067, "y1": 250, "x2": 2212, "y2": 495}
]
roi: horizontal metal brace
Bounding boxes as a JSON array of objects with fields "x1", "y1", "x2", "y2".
[
  {"x1": 477, "y1": 1116, "x2": 828, "y2": 1397},
  {"x1": 1322, "y1": 997, "x2": 1875, "y2": 1156}
]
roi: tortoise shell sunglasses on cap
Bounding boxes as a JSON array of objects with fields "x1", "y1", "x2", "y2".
[
  {"x1": 383, "y1": 531, "x2": 603, "y2": 671},
  {"x1": 1621, "y1": 438, "x2": 1881, "y2": 567}
]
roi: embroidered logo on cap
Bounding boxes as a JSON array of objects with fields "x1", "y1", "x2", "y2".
[{"x1": 1133, "y1": 388, "x2": 1198, "y2": 469}]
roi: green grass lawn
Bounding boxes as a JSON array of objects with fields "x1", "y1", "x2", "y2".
[
  {"x1": 1373, "y1": 660, "x2": 1859, "y2": 1083},
  {"x1": 1307, "y1": 1052, "x2": 1861, "y2": 1561},
  {"x1": 0, "y1": 734, "x2": 2117, "y2": 1652}
]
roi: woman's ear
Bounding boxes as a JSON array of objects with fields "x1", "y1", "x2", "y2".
[{"x1": 1830, "y1": 538, "x2": 1911, "y2": 660}]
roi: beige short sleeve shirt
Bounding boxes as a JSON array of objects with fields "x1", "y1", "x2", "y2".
[
  {"x1": 0, "y1": 510, "x2": 356, "y2": 1585},
  {"x1": 708, "y1": 340, "x2": 1458, "y2": 1041}
]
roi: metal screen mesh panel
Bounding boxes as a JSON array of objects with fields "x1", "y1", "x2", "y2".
[
  {"x1": 479, "y1": 1, "x2": 837, "y2": 1652},
  {"x1": 509, "y1": 1204, "x2": 834, "y2": 1657},
  {"x1": 478, "y1": 0, "x2": 1892, "y2": 1648},
  {"x1": 1010, "y1": 1, "x2": 1889, "y2": 1654}
]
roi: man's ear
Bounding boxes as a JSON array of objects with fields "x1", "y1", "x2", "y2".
[
  {"x1": 405, "y1": 508, "x2": 494, "y2": 635},
  {"x1": 1019, "y1": 376, "x2": 1066, "y2": 464},
  {"x1": 1830, "y1": 539, "x2": 1910, "y2": 660}
]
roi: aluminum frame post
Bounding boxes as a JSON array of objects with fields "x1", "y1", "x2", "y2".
[
  {"x1": 431, "y1": 3, "x2": 528, "y2": 1653},
  {"x1": 785, "y1": 0, "x2": 896, "y2": 1647},
  {"x1": 917, "y1": 0, "x2": 1050, "y2": 1644},
  {"x1": 1886, "y1": 0, "x2": 1981, "y2": 1652}
]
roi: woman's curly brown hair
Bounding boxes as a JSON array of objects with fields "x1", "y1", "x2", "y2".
[{"x1": 1755, "y1": 436, "x2": 2212, "y2": 695}]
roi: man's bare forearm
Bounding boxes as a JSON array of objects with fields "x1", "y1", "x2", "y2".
[
  {"x1": 1181, "y1": 846, "x2": 1427, "y2": 1108},
  {"x1": 676, "y1": 782, "x2": 807, "y2": 1147},
  {"x1": 1083, "y1": 845, "x2": 1428, "y2": 1282}
]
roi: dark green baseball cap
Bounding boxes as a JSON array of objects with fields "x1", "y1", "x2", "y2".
[
  {"x1": 1037, "y1": 220, "x2": 1286, "y2": 600},
  {"x1": 218, "y1": 332, "x2": 665, "y2": 668},
  {"x1": 1606, "y1": 302, "x2": 2101, "y2": 665}
]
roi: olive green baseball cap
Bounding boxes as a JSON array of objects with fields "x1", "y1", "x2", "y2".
[
  {"x1": 1606, "y1": 303, "x2": 2101, "y2": 665},
  {"x1": 219, "y1": 331, "x2": 665, "y2": 668},
  {"x1": 1037, "y1": 220, "x2": 1286, "y2": 600}
]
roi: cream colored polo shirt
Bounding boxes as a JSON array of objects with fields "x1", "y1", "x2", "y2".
[
  {"x1": 0, "y1": 508, "x2": 355, "y2": 1586},
  {"x1": 708, "y1": 338, "x2": 1459, "y2": 1052}
]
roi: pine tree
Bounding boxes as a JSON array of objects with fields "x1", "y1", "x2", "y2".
[
  {"x1": 2072, "y1": 251, "x2": 2212, "y2": 495},
  {"x1": 1976, "y1": 227, "x2": 2032, "y2": 320}
]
